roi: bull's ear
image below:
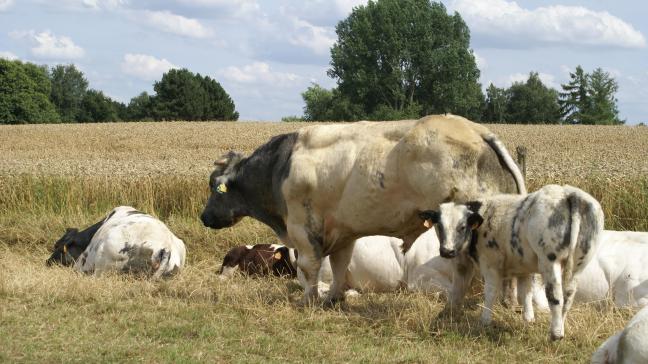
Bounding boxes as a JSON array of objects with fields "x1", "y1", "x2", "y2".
[
  {"x1": 418, "y1": 210, "x2": 440, "y2": 228},
  {"x1": 467, "y1": 213, "x2": 484, "y2": 230}
]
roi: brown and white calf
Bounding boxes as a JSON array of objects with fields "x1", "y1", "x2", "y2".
[
  {"x1": 420, "y1": 184, "x2": 604, "y2": 340},
  {"x1": 218, "y1": 244, "x2": 298, "y2": 279}
]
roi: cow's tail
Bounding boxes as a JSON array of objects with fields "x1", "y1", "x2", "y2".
[
  {"x1": 481, "y1": 133, "x2": 527, "y2": 195},
  {"x1": 152, "y1": 248, "x2": 175, "y2": 279},
  {"x1": 564, "y1": 189, "x2": 603, "y2": 282}
]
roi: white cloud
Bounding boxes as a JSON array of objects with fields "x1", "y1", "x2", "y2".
[
  {"x1": 474, "y1": 52, "x2": 487, "y2": 70},
  {"x1": 333, "y1": 0, "x2": 367, "y2": 17},
  {"x1": 450, "y1": 0, "x2": 646, "y2": 49},
  {"x1": 80, "y1": 0, "x2": 127, "y2": 10},
  {"x1": 288, "y1": 18, "x2": 336, "y2": 56},
  {"x1": 142, "y1": 10, "x2": 213, "y2": 39},
  {"x1": 0, "y1": 0, "x2": 13, "y2": 11},
  {"x1": 176, "y1": 0, "x2": 259, "y2": 14},
  {"x1": 220, "y1": 62, "x2": 300, "y2": 86},
  {"x1": 121, "y1": 53, "x2": 177, "y2": 81},
  {"x1": 10, "y1": 30, "x2": 85, "y2": 59},
  {"x1": 0, "y1": 51, "x2": 18, "y2": 60}
]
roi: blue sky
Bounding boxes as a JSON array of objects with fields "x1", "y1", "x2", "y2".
[{"x1": 1, "y1": 0, "x2": 646, "y2": 123}]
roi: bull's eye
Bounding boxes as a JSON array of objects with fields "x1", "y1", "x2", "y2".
[{"x1": 457, "y1": 224, "x2": 466, "y2": 233}]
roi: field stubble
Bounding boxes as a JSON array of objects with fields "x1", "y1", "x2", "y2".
[{"x1": 1, "y1": 121, "x2": 648, "y2": 362}]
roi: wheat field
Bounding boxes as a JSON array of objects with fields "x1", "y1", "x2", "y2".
[{"x1": 1, "y1": 121, "x2": 648, "y2": 363}]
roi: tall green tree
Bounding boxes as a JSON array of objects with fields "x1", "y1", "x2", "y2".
[
  {"x1": 328, "y1": 0, "x2": 484, "y2": 120},
  {"x1": 588, "y1": 68, "x2": 622, "y2": 124},
  {"x1": 49, "y1": 64, "x2": 88, "y2": 122},
  {"x1": 301, "y1": 83, "x2": 364, "y2": 121},
  {"x1": 152, "y1": 68, "x2": 238, "y2": 121},
  {"x1": 0, "y1": 59, "x2": 60, "y2": 124},
  {"x1": 559, "y1": 65, "x2": 591, "y2": 124},
  {"x1": 125, "y1": 92, "x2": 153, "y2": 121},
  {"x1": 77, "y1": 89, "x2": 119, "y2": 122},
  {"x1": 506, "y1": 72, "x2": 561, "y2": 124},
  {"x1": 482, "y1": 83, "x2": 508, "y2": 123}
]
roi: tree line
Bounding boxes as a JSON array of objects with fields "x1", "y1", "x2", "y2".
[
  {"x1": 0, "y1": 59, "x2": 238, "y2": 124},
  {"x1": 1, "y1": 0, "x2": 623, "y2": 125}
]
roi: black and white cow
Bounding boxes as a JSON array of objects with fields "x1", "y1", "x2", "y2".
[
  {"x1": 47, "y1": 206, "x2": 186, "y2": 278},
  {"x1": 201, "y1": 114, "x2": 526, "y2": 305},
  {"x1": 419, "y1": 184, "x2": 604, "y2": 340}
]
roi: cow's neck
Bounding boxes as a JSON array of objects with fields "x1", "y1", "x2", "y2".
[
  {"x1": 234, "y1": 133, "x2": 298, "y2": 239},
  {"x1": 75, "y1": 218, "x2": 105, "y2": 253}
]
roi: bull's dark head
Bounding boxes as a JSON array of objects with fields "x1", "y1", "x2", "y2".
[
  {"x1": 201, "y1": 151, "x2": 247, "y2": 229},
  {"x1": 46, "y1": 228, "x2": 86, "y2": 266},
  {"x1": 419, "y1": 202, "x2": 483, "y2": 259}
]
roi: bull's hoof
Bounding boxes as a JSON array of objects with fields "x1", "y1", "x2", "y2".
[{"x1": 323, "y1": 295, "x2": 345, "y2": 309}]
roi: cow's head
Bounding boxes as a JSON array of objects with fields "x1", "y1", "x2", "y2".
[
  {"x1": 419, "y1": 202, "x2": 483, "y2": 259},
  {"x1": 201, "y1": 151, "x2": 247, "y2": 229},
  {"x1": 46, "y1": 228, "x2": 86, "y2": 266}
]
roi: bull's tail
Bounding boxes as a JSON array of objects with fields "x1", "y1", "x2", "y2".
[{"x1": 481, "y1": 133, "x2": 527, "y2": 195}]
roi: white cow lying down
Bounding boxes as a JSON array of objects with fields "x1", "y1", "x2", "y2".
[
  {"x1": 576, "y1": 230, "x2": 648, "y2": 307},
  {"x1": 47, "y1": 206, "x2": 186, "y2": 278},
  {"x1": 591, "y1": 305, "x2": 648, "y2": 364}
]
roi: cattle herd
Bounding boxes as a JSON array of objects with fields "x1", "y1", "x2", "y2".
[{"x1": 46, "y1": 114, "x2": 648, "y2": 363}]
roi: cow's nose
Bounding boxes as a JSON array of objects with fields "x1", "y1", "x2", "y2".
[
  {"x1": 200, "y1": 212, "x2": 211, "y2": 227},
  {"x1": 439, "y1": 247, "x2": 457, "y2": 258}
]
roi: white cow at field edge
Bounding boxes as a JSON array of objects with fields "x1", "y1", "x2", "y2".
[
  {"x1": 591, "y1": 305, "x2": 648, "y2": 364},
  {"x1": 420, "y1": 184, "x2": 604, "y2": 340},
  {"x1": 47, "y1": 206, "x2": 186, "y2": 278}
]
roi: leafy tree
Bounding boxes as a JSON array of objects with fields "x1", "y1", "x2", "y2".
[
  {"x1": 49, "y1": 64, "x2": 88, "y2": 122},
  {"x1": 0, "y1": 59, "x2": 60, "y2": 124},
  {"x1": 125, "y1": 92, "x2": 154, "y2": 121},
  {"x1": 152, "y1": 68, "x2": 238, "y2": 121},
  {"x1": 506, "y1": 72, "x2": 561, "y2": 124},
  {"x1": 302, "y1": 83, "x2": 363, "y2": 121},
  {"x1": 482, "y1": 83, "x2": 508, "y2": 123},
  {"x1": 559, "y1": 66, "x2": 622, "y2": 125},
  {"x1": 588, "y1": 68, "x2": 622, "y2": 125},
  {"x1": 328, "y1": 0, "x2": 484, "y2": 120},
  {"x1": 77, "y1": 89, "x2": 119, "y2": 122}
]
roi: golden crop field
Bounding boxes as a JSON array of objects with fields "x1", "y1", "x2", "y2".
[{"x1": 1, "y1": 121, "x2": 648, "y2": 363}]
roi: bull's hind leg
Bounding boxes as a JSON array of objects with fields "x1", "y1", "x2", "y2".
[
  {"x1": 324, "y1": 241, "x2": 356, "y2": 307},
  {"x1": 540, "y1": 261, "x2": 565, "y2": 340}
]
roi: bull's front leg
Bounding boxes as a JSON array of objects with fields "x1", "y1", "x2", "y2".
[
  {"x1": 288, "y1": 223, "x2": 322, "y2": 305},
  {"x1": 324, "y1": 240, "x2": 356, "y2": 307}
]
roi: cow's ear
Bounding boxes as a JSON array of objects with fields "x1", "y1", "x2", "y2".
[
  {"x1": 467, "y1": 213, "x2": 484, "y2": 230},
  {"x1": 418, "y1": 210, "x2": 440, "y2": 228},
  {"x1": 214, "y1": 151, "x2": 244, "y2": 167}
]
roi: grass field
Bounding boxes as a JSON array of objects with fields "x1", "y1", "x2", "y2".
[{"x1": 1, "y1": 121, "x2": 648, "y2": 363}]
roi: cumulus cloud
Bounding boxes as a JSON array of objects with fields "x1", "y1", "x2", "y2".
[
  {"x1": 333, "y1": 0, "x2": 367, "y2": 17},
  {"x1": 0, "y1": 0, "x2": 13, "y2": 11},
  {"x1": 142, "y1": 10, "x2": 213, "y2": 38},
  {"x1": 474, "y1": 52, "x2": 487, "y2": 70},
  {"x1": 0, "y1": 51, "x2": 18, "y2": 60},
  {"x1": 176, "y1": 0, "x2": 259, "y2": 14},
  {"x1": 450, "y1": 0, "x2": 646, "y2": 49},
  {"x1": 220, "y1": 62, "x2": 300, "y2": 86},
  {"x1": 121, "y1": 53, "x2": 177, "y2": 80},
  {"x1": 80, "y1": 0, "x2": 128, "y2": 10},
  {"x1": 10, "y1": 30, "x2": 85, "y2": 59},
  {"x1": 288, "y1": 18, "x2": 336, "y2": 56}
]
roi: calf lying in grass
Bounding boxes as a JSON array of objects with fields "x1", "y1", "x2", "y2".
[{"x1": 420, "y1": 184, "x2": 604, "y2": 340}]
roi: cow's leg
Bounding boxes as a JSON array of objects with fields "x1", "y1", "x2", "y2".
[
  {"x1": 324, "y1": 241, "x2": 356, "y2": 306},
  {"x1": 541, "y1": 261, "x2": 565, "y2": 340},
  {"x1": 517, "y1": 275, "x2": 535, "y2": 323},
  {"x1": 502, "y1": 277, "x2": 518, "y2": 308},
  {"x1": 481, "y1": 267, "x2": 502, "y2": 325},
  {"x1": 288, "y1": 224, "x2": 322, "y2": 304},
  {"x1": 448, "y1": 256, "x2": 475, "y2": 310},
  {"x1": 561, "y1": 271, "x2": 580, "y2": 323}
]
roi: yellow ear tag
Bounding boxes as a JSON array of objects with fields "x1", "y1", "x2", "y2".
[
  {"x1": 216, "y1": 183, "x2": 228, "y2": 194},
  {"x1": 63, "y1": 245, "x2": 68, "y2": 254},
  {"x1": 423, "y1": 220, "x2": 432, "y2": 228},
  {"x1": 273, "y1": 252, "x2": 282, "y2": 260}
]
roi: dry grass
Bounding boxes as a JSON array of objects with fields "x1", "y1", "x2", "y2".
[{"x1": 1, "y1": 121, "x2": 648, "y2": 362}]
